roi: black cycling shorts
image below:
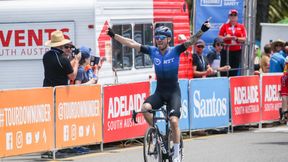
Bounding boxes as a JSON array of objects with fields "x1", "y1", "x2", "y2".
[{"x1": 144, "y1": 84, "x2": 181, "y2": 118}]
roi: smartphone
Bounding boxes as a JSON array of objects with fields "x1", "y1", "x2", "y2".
[{"x1": 90, "y1": 56, "x2": 100, "y2": 66}]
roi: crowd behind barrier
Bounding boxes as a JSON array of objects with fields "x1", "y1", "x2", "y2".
[{"x1": 0, "y1": 73, "x2": 282, "y2": 159}]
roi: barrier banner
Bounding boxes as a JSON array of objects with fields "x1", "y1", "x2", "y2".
[
  {"x1": 151, "y1": 80, "x2": 190, "y2": 132},
  {"x1": 194, "y1": 0, "x2": 244, "y2": 45},
  {"x1": 55, "y1": 85, "x2": 102, "y2": 149},
  {"x1": 103, "y1": 82, "x2": 149, "y2": 143},
  {"x1": 189, "y1": 78, "x2": 230, "y2": 130},
  {"x1": 0, "y1": 88, "x2": 54, "y2": 157},
  {"x1": 261, "y1": 74, "x2": 282, "y2": 121},
  {"x1": 230, "y1": 76, "x2": 260, "y2": 126}
]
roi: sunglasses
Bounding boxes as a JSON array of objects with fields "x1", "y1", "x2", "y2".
[
  {"x1": 155, "y1": 35, "x2": 167, "y2": 41},
  {"x1": 229, "y1": 14, "x2": 237, "y2": 16},
  {"x1": 216, "y1": 43, "x2": 224, "y2": 47},
  {"x1": 64, "y1": 45, "x2": 73, "y2": 49},
  {"x1": 196, "y1": 45, "x2": 204, "y2": 49}
]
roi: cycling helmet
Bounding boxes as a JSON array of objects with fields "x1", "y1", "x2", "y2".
[{"x1": 155, "y1": 26, "x2": 172, "y2": 37}]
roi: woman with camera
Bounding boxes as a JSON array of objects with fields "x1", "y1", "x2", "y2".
[{"x1": 74, "y1": 46, "x2": 98, "y2": 84}]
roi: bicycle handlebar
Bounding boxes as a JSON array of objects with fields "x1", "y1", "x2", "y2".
[{"x1": 131, "y1": 108, "x2": 167, "y2": 124}]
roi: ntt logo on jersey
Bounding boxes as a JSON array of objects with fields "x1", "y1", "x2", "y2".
[
  {"x1": 200, "y1": 0, "x2": 222, "y2": 6},
  {"x1": 154, "y1": 58, "x2": 161, "y2": 65}
]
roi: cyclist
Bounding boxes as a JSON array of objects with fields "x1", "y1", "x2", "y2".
[{"x1": 107, "y1": 21, "x2": 210, "y2": 162}]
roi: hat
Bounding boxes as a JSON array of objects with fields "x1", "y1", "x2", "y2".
[
  {"x1": 195, "y1": 39, "x2": 205, "y2": 46},
  {"x1": 79, "y1": 46, "x2": 92, "y2": 59},
  {"x1": 213, "y1": 38, "x2": 223, "y2": 47},
  {"x1": 271, "y1": 39, "x2": 285, "y2": 49},
  {"x1": 45, "y1": 30, "x2": 71, "y2": 47},
  {"x1": 229, "y1": 9, "x2": 238, "y2": 15}
]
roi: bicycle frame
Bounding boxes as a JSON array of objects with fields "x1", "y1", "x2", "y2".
[{"x1": 132, "y1": 107, "x2": 173, "y2": 159}]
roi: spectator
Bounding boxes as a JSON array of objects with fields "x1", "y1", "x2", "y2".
[
  {"x1": 272, "y1": 39, "x2": 285, "y2": 54},
  {"x1": 279, "y1": 57, "x2": 288, "y2": 123},
  {"x1": 74, "y1": 46, "x2": 97, "y2": 84},
  {"x1": 192, "y1": 39, "x2": 213, "y2": 78},
  {"x1": 254, "y1": 45, "x2": 261, "y2": 75},
  {"x1": 42, "y1": 30, "x2": 81, "y2": 87},
  {"x1": 206, "y1": 38, "x2": 231, "y2": 77},
  {"x1": 218, "y1": 9, "x2": 247, "y2": 77},
  {"x1": 270, "y1": 40, "x2": 286, "y2": 73},
  {"x1": 260, "y1": 44, "x2": 271, "y2": 73}
]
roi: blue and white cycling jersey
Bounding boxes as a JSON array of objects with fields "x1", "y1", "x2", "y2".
[{"x1": 140, "y1": 44, "x2": 187, "y2": 88}]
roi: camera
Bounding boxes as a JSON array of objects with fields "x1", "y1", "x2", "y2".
[
  {"x1": 90, "y1": 56, "x2": 100, "y2": 66},
  {"x1": 72, "y1": 48, "x2": 80, "y2": 56}
]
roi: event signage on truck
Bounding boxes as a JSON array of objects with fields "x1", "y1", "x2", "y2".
[
  {"x1": 189, "y1": 78, "x2": 230, "y2": 130},
  {"x1": 0, "y1": 22, "x2": 75, "y2": 60},
  {"x1": 230, "y1": 76, "x2": 261, "y2": 126},
  {"x1": 150, "y1": 80, "x2": 190, "y2": 131},
  {"x1": 55, "y1": 85, "x2": 102, "y2": 149},
  {"x1": 194, "y1": 0, "x2": 244, "y2": 45},
  {"x1": 261, "y1": 74, "x2": 282, "y2": 121},
  {"x1": 0, "y1": 88, "x2": 54, "y2": 157},
  {"x1": 103, "y1": 82, "x2": 150, "y2": 143}
]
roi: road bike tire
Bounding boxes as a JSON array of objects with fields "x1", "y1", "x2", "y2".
[{"x1": 144, "y1": 127, "x2": 162, "y2": 162}]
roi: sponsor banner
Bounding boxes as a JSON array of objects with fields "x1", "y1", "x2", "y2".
[
  {"x1": 55, "y1": 85, "x2": 102, "y2": 148},
  {"x1": 103, "y1": 82, "x2": 150, "y2": 143},
  {"x1": 261, "y1": 74, "x2": 282, "y2": 121},
  {"x1": 194, "y1": 0, "x2": 244, "y2": 50},
  {"x1": 0, "y1": 22, "x2": 75, "y2": 60},
  {"x1": 230, "y1": 76, "x2": 261, "y2": 126},
  {"x1": 189, "y1": 78, "x2": 230, "y2": 130},
  {"x1": 150, "y1": 80, "x2": 190, "y2": 131},
  {"x1": 0, "y1": 88, "x2": 54, "y2": 157}
]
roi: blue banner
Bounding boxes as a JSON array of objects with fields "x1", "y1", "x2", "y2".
[
  {"x1": 194, "y1": 0, "x2": 244, "y2": 54},
  {"x1": 150, "y1": 80, "x2": 190, "y2": 132},
  {"x1": 189, "y1": 78, "x2": 230, "y2": 130}
]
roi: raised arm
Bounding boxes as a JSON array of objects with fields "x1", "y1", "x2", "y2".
[
  {"x1": 107, "y1": 28, "x2": 141, "y2": 52},
  {"x1": 183, "y1": 22, "x2": 210, "y2": 49}
]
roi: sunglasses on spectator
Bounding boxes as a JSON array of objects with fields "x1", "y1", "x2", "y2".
[
  {"x1": 275, "y1": 44, "x2": 283, "y2": 47},
  {"x1": 216, "y1": 43, "x2": 224, "y2": 47},
  {"x1": 229, "y1": 14, "x2": 237, "y2": 16},
  {"x1": 196, "y1": 45, "x2": 204, "y2": 48},
  {"x1": 155, "y1": 35, "x2": 167, "y2": 40},
  {"x1": 64, "y1": 45, "x2": 73, "y2": 49}
]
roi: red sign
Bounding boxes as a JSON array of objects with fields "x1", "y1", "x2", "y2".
[
  {"x1": 230, "y1": 76, "x2": 260, "y2": 126},
  {"x1": 261, "y1": 74, "x2": 282, "y2": 121},
  {"x1": 103, "y1": 82, "x2": 149, "y2": 143}
]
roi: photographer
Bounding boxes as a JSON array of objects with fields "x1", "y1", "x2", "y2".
[
  {"x1": 74, "y1": 46, "x2": 99, "y2": 84},
  {"x1": 43, "y1": 30, "x2": 81, "y2": 87}
]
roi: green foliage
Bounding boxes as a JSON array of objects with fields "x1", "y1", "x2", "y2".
[{"x1": 268, "y1": 0, "x2": 288, "y2": 23}]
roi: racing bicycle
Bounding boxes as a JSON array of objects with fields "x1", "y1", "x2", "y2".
[{"x1": 132, "y1": 106, "x2": 183, "y2": 162}]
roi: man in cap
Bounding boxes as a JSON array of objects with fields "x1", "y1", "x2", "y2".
[
  {"x1": 192, "y1": 39, "x2": 214, "y2": 78},
  {"x1": 43, "y1": 30, "x2": 81, "y2": 87},
  {"x1": 218, "y1": 9, "x2": 247, "y2": 77},
  {"x1": 206, "y1": 38, "x2": 231, "y2": 77}
]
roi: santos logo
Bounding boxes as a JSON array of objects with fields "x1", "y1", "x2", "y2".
[
  {"x1": 193, "y1": 90, "x2": 227, "y2": 118},
  {"x1": 200, "y1": 0, "x2": 222, "y2": 6}
]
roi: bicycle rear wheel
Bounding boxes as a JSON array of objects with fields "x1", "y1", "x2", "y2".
[{"x1": 144, "y1": 127, "x2": 162, "y2": 162}]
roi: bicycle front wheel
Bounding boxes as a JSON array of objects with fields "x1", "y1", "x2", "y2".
[{"x1": 144, "y1": 127, "x2": 162, "y2": 162}]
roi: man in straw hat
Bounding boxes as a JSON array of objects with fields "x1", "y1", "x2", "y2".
[
  {"x1": 270, "y1": 39, "x2": 286, "y2": 73},
  {"x1": 43, "y1": 30, "x2": 81, "y2": 87}
]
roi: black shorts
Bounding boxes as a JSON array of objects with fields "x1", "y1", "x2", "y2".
[{"x1": 144, "y1": 84, "x2": 181, "y2": 118}]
